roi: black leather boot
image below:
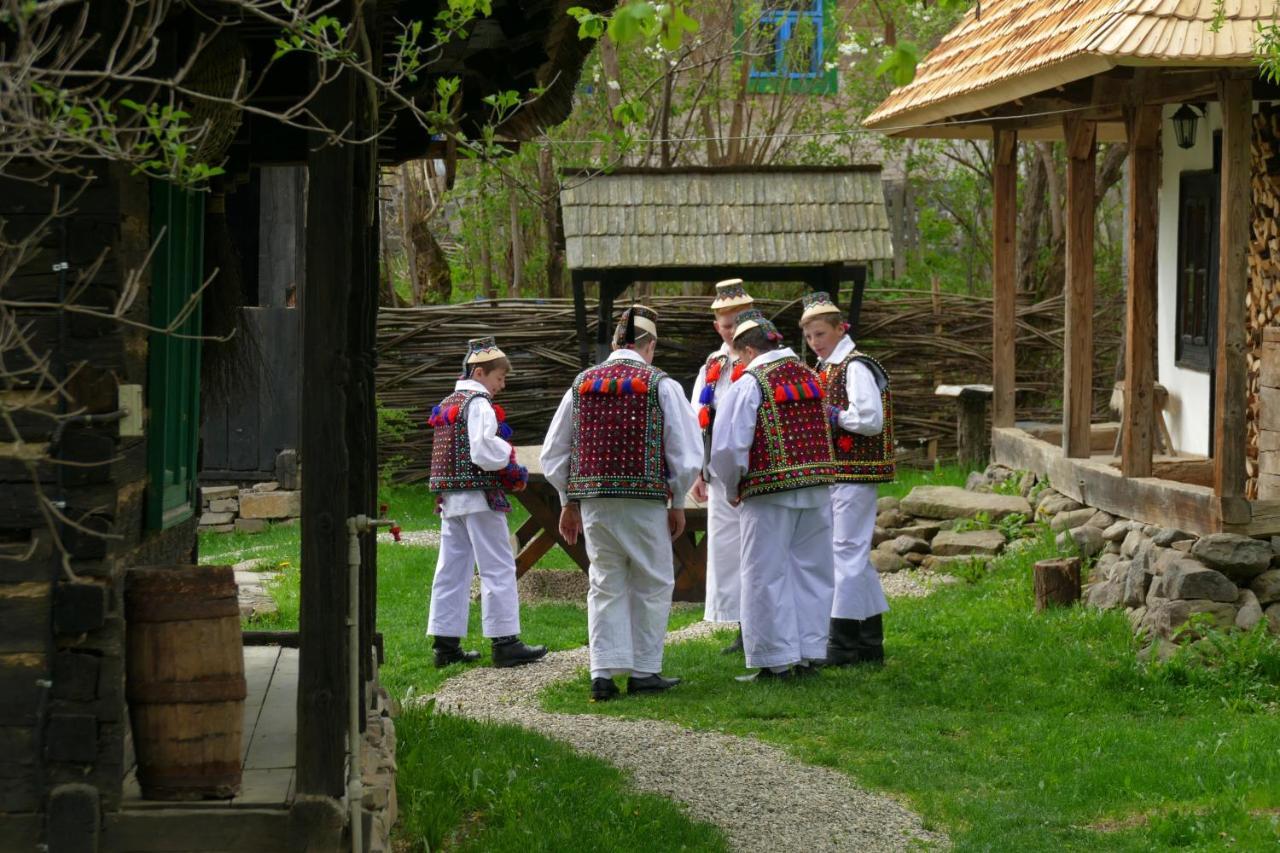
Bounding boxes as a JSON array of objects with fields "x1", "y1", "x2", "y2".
[
  {"x1": 491, "y1": 635, "x2": 548, "y2": 668},
  {"x1": 432, "y1": 636, "x2": 480, "y2": 668},
  {"x1": 856, "y1": 614, "x2": 885, "y2": 665},
  {"x1": 825, "y1": 618, "x2": 862, "y2": 667},
  {"x1": 720, "y1": 627, "x2": 744, "y2": 655}
]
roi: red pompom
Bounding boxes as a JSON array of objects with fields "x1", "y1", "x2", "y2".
[
  {"x1": 698, "y1": 407, "x2": 711, "y2": 429},
  {"x1": 774, "y1": 385, "x2": 787, "y2": 402},
  {"x1": 705, "y1": 362, "x2": 723, "y2": 383},
  {"x1": 493, "y1": 403, "x2": 506, "y2": 422},
  {"x1": 731, "y1": 363, "x2": 746, "y2": 382},
  {"x1": 632, "y1": 378, "x2": 649, "y2": 394}
]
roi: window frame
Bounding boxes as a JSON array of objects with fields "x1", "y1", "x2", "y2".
[
  {"x1": 742, "y1": 0, "x2": 838, "y2": 95},
  {"x1": 1173, "y1": 169, "x2": 1219, "y2": 374}
]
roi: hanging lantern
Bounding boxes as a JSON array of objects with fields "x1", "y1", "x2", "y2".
[{"x1": 1172, "y1": 104, "x2": 1200, "y2": 150}]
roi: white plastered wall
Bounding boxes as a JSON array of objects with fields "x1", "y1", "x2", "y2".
[{"x1": 1155, "y1": 102, "x2": 1219, "y2": 457}]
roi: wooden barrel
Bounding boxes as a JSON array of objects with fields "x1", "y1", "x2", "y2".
[{"x1": 125, "y1": 564, "x2": 245, "y2": 800}]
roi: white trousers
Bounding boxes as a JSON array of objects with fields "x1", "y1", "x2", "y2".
[
  {"x1": 738, "y1": 499, "x2": 834, "y2": 669},
  {"x1": 426, "y1": 509, "x2": 520, "y2": 639},
  {"x1": 702, "y1": 479, "x2": 743, "y2": 622},
  {"x1": 581, "y1": 499, "x2": 674, "y2": 675},
  {"x1": 831, "y1": 483, "x2": 890, "y2": 620}
]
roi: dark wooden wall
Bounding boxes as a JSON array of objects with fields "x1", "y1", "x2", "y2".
[{"x1": 0, "y1": 164, "x2": 198, "y2": 825}]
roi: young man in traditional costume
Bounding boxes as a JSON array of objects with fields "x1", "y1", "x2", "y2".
[
  {"x1": 541, "y1": 306, "x2": 703, "y2": 702},
  {"x1": 426, "y1": 337, "x2": 548, "y2": 669},
  {"x1": 710, "y1": 310, "x2": 837, "y2": 681},
  {"x1": 799, "y1": 292, "x2": 895, "y2": 665},
  {"x1": 689, "y1": 279, "x2": 754, "y2": 653}
]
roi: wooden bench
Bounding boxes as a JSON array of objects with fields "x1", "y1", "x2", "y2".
[{"x1": 512, "y1": 445, "x2": 708, "y2": 602}]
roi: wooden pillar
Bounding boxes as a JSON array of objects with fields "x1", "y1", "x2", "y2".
[
  {"x1": 1215, "y1": 75, "x2": 1250, "y2": 498},
  {"x1": 1063, "y1": 117, "x2": 1097, "y2": 458},
  {"x1": 297, "y1": 40, "x2": 354, "y2": 798},
  {"x1": 596, "y1": 276, "x2": 620, "y2": 363},
  {"x1": 992, "y1": 128, "x2": 1018, "y2": 428},
  {"x1": 847, "y1": 265, "x2": 867, "y2": 339},
  {"x1": 1121, "y1": 104, "x2": 1161, "y2": 479}
]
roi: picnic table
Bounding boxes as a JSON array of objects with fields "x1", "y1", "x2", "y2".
[{"x1": 512, "y1": 445, "x2": 708, "y2": 602}]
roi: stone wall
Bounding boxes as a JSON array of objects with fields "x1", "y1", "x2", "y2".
[
  {"x1": 199, "y1": 450, "x2": 301, "y2": 534},
  {"x1": 1259, "y1": 327, "x2": 1280, "y2": 499}
]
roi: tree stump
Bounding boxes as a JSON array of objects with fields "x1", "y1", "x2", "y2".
[{"x1": 1033, "y1": 557, "x2": 1081, "y2": 611}]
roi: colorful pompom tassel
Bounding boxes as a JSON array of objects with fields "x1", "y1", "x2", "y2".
[
  {"x1": 731, "y1": 362, "x2": 746, "y2": 382},
  {"x1": 698, "y1": 385, "x2": 715, "y2": 406},
  {"x1": 698, "y1": 406, "x2": 712, "y2": 429},
  {"x1": 498, "y1": 422, "x2": 514, "y2": 440}
]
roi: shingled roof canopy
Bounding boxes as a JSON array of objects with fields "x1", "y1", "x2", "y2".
[
  {"x1": 560, "y1": 166, "x2": 892, "y2": 270},
  {"x1": 863, "y1": 0, "x2": 1275, "y2": 139}
]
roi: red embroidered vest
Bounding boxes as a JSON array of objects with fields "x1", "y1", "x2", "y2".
[
  {"x1": 821, "y1": 351, "x2": 896, "y2": 484},
  {"x1": 740, "y1": 357, "x2": 837, "y2": 499},
  {"x1": 428, "y1": 390, "x2": 502, "y2": 492},
  {"x1": 696, "y1": 351, "x2": 746, "y2": 432},
  {"x1": 567, "y1": 359, "x2": 669, "y2": 501}
]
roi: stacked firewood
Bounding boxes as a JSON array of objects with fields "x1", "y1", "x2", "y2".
[
  {"x1": 1246, "y1": 105, "x2": 1280, "y2": 499},
  {"x1": 375, "y1": 290, "x2": 1123, "y2": 481}
]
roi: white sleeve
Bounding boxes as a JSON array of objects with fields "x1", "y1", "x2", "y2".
[
  {"x1": 708, "y1": 377, "x2": 760, "y2": 499},
  {"x1": 659, "y1": 377, "x2": 704, "y2": 509},
  {"x1": 467, "y1": 398, "x2": 514, "y2": 471},
  {"x1": 838, "y1": 361, "x2": 884, "y2": 436},
  {"x1": 539, "y1": 388, "x2": 576, "y2": 505},
  {"x1": 689, "y1": 363, "x2": 709, "y2": 413}
]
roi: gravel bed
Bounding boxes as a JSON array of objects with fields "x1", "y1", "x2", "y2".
[
  {"x1": 377, "y1": 529, "x2": 441, "y2": 547},
  {"x1": 423, "y1": 621, "x2": 947, "y2": 852},
  {"x1": 879, "y1": 569, "x2": 961, "y2": 599}
]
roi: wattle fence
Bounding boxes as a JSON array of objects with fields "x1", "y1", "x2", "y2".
[{"x1": 375, "y1": 290, "x2": 1123, "y2": 481}]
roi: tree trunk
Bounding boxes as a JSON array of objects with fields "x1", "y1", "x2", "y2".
[
  {"x1": 538, "y1": 144, "x2": 565, "y2": 298},
  {"x1": 399, "y1": 164, "x2": 420, "y2": 305},
  {"x1": 1034, "y1": 558, "x2": 1081, "y2": 611},
  {"x1": 409, "y1": 219, "x2": 451, "y2": 303},
  {"x1": 377, "y1": 191, "x2": 400, "y2": 307},
  {"x1": 508, "y1": 176, "x2": 523, "y2": 297},
  {"x1": 1017, "y1": 147, "x2": 1048, "y2": 295}
]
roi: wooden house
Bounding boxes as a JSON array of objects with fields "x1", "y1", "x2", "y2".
[
  {"x1": 864, "y1": 0, "x2": 1280, "y2": 537},
  {"x1": 0, "y1": 1, "x2": 601, "y2": 851}
]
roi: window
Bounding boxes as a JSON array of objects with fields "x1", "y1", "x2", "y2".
[
  {"x1": 146, "y1": 181, "x2": 205, "y2": 529},
  {"x1": 745, "y1": 0, "x2": 837, "y2": 95},
  {"x1": 1175, "y1": 171, "x2": 1218, "y2": 372}
]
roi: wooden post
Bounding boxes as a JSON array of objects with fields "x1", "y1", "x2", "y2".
[
  {"x1": 1033, "y1": 557, "x2": 1081, "y2": 611},
  {"x1": 957, "y1": 390, "x2": 991, "y2": 468},
  {"x1": 1063, "y1": 116, "x2": 1097, "y2": 458},
  {"x1": 298, "y1": 43, "x2": 354, "y2": 798},
  {"x1": 1215, "y1": 75, "x2": 1250, "y2": 499},
  {"x1": 1121, "y1": 103, "x2": 1161, "y2": 479},
  {"x1": 992, "y1": 128, "x2": 1018, "y2": 428},
  {"x1": 847, "y1": 264, "x2": 867, "y2": 339},
  {"x1": 596, "y1": 277, "x2": 620, "y2": 363}
]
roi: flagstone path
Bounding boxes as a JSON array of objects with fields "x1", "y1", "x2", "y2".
[{"x1": 424, "y1": 620, "x2": 948, "y2": 852}]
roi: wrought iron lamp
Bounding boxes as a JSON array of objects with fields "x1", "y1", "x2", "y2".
[{"x1": 1172, "y1": 103, "x2": 1202, "y2": 150}]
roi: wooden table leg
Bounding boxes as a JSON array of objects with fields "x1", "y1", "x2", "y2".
[
  {"x1": 514, "y1": 529, "x2": 560, "y2": 577},
  {"x1": 514, "y1": 516, "x2": 540, "y2": 549},
  {"x1": 512, "y1": 482, "x2": 590, "y2": 576}
]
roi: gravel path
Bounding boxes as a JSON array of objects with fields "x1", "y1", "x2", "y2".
[{"x1": 424, "y1": 621, "x2": 946, "y2": 852}]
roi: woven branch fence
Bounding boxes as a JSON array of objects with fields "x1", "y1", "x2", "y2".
[{"x1": 376, "y1": 289, "x2": 1123, "y2": 481}]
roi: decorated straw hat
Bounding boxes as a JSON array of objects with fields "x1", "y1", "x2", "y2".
[
  {"x1": 799, "y1": 291, "x2": 842, "y2": 324},
  {"x1": 710, "y1": 278, "x2": 754, "y2": 312},
  {"x1": 732, "y1": 308, "x2": 781, "y2": 342},
  {"x1": 465, "y1": 336, "x2": 508, "y2": 366},
  {"x1": 619, "y1": 305, "x2": 659, "y2": 341}
]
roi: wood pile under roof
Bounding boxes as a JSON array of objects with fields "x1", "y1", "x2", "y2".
[
  {"x1": 560, "y1": 166, "x2": 893, "y2": 270},
  {"x1": 865, "y1": 0, "x2": 1276, "y2": 135}
]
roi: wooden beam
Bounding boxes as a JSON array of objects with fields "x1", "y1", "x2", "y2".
[
  {"x1": 297, "y1": 32, "x2": 354, "y2": 798},
  {"x1": 1215, "y1": 74, "x2": 1251, "y2": 498},
  {"x1": 1121, "y1": 103, "x2": 1161, "y2": 479},
  {"x1": 847, "y1": 264, "x2": 867, "y2": 339},
  {"x1": 571, "y1": 272, "x2": 590, "y2": 369},
  {"x1": 992, "y1": 128, "x2": 1018, "y2": 428},
  {"x1": 1062, "y1": 116, "x2": 1097, "y2": 458}
]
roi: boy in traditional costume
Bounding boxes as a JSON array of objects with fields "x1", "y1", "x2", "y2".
[
  {"x1": 541, "y1": 306, "x2": 703, "y2": 702},
  {"x1": 710, "y1": 310, "x2": 837, "y2": 681},
  {"x1": 689, "y1": 279, "x2": 754, "y2": 653},
  {"x1": 426, "y1": 337, "x2": 548, "y2": 669},
  {"x1": 799, "y1": 292, "x2": 895, "y2": 665}
]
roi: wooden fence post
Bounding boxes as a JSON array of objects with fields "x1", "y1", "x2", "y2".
[{"x1": 992, "y1": 128, "x2": 1018, "y2": 428}]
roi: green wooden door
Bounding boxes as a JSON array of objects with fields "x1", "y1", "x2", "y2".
[{"x1": 146, "y1": 181, "x2": 204, "y2": 530}]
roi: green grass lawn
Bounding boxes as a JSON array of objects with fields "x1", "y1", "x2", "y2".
[
  {"x1": 541, "y1": 527, "x2": 1280, "y2": 851},
  {"x1": 199, "y1": 482, "x2": 718, "y2": 851}
]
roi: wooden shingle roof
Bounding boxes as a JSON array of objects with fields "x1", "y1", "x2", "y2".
[
  {"x1": 560, "y1": 166, "x2": 892, "y2": 270},
  {"x1": 864, "y1": 0, "x2": 1275, "y2": 136}
]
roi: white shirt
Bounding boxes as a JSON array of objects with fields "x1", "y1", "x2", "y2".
[
  {"x1": 709, "y1": 347, "x2": 827, "y2": 509},
  {"x1": 440, "y1": 379, "x2": 514, "y2": 518},
  {"x1": 819, "y1": 335, "x2": 884, "y2": 436},
  {"x1": 541, "y1": 349, "x2": 703, "y2": 508}
]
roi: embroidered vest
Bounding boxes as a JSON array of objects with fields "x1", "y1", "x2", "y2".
[
  {"x1": 567, "y1": 360, "x2": 669, "y2": 501},
  {"x1": 696, "y1": 351, "x2": 746, "y2": 432},
  {"x1": 740, "y1": 357, "x2": 837, "y2": 500},
  {"x1": 428, "y1": 390, "x2": 503, "y2": 493},
  {"x1": 821, "y1": 351, "x2": 896, "y2": 484}
]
